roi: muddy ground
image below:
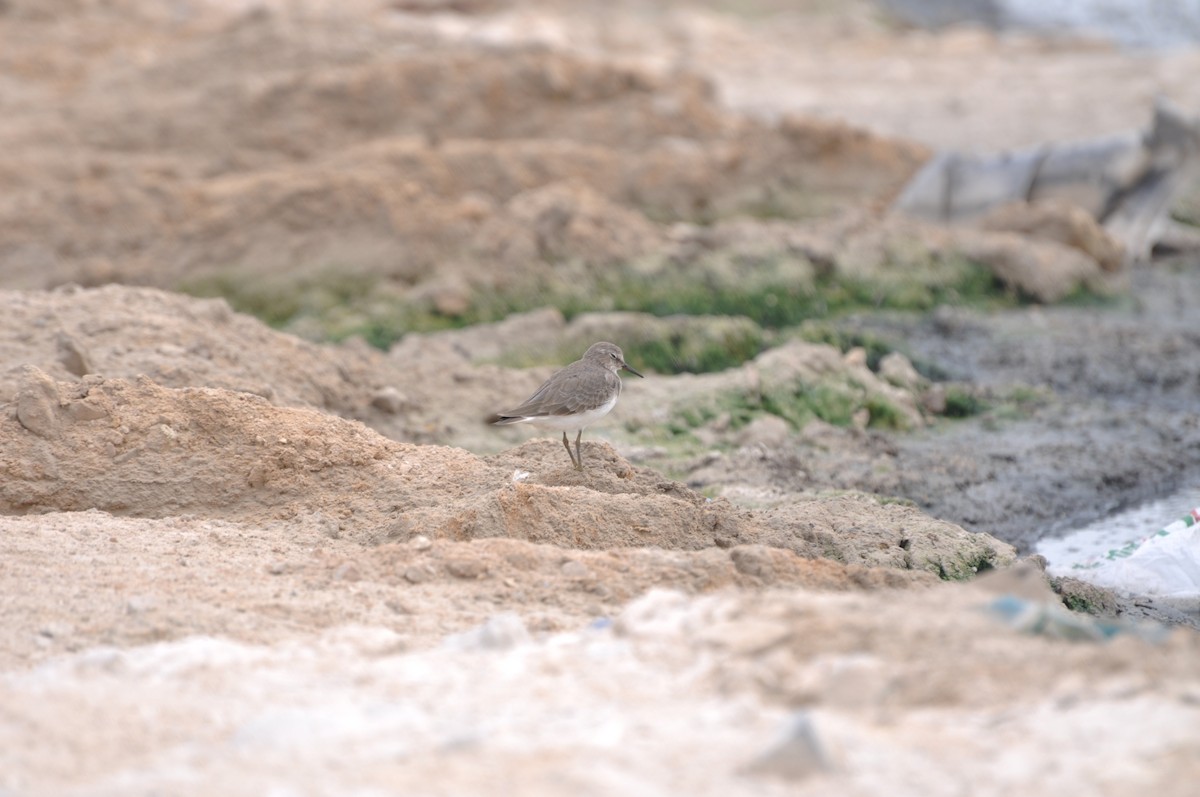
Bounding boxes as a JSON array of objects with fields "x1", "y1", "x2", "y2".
[
  {"x1": 691, "y1": 264, "x2": 1200, "y2": 554},
  {"x1": 2, "y1": 1, "x2": 1199, "y2": 795}
]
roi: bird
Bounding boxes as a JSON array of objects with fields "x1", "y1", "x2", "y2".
[{"x1": 489, "y1": 341, "x2": 643, "y2": 470}]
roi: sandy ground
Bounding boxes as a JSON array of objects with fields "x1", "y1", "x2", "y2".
[{"x1": 2, "y1": 1, "x2": 1199, "y2": 795}]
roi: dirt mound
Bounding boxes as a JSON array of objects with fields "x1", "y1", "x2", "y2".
[
  {"x1": 0, "y1": 509, "x2": 931, "y2": 669},
  {"x1": 2, "y1": 366, "x2": 1013, "y2": 574},
  {"x1": 0, "y1": 282, "x2": 946, "y2": 460},
  {"x1": 0, "y1": 285, "x2": 382, "y2": 412},
  {"x1": 3, "y1": 566, "x2": 1195, "y2": 795},
  {"x1": 477, "y1": 180, "x2": 666, "y2": 270},
  {"x1": 0, "y1": 0, "x2": 926, "y2": 299}
]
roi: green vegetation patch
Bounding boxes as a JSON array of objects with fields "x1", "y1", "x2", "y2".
[
  {"x1": 667, "y1": 373, "x2": 914, "y2": 440},
  {"x1": 562, "y1": 249, "x2": 1014, "y2": 331},
  {"x1": 487, "y1": 313, "x2": 768, "y2": 375},
  {"x1": 182, "y1": 270, "x2": 517, "y2": 350},
  {"x1": 794, "y1": 321, "x2": 908, "y2": 373},
  {"x1": 181, "y1": 242, "x2": 1033, "y2": 366},
  {"x1": 621, "y1": 328, "x2": 764, "y2": 374},
  {"x1": 937, "y1": 383, "x2": 1053, "y2": 429},
  {"x1": 942, "y1": 385, "x2": 986, "y2": 418}
]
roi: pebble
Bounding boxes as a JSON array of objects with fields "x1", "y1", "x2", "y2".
[
  {"x1": 443, "y1": 613, "x2": 531, "y2": 651},
  {"x1": 446, "y1": 559, "x2": 488, "y2": 580},
  {"x1": 560, "y1": 560, "x2": 590, "y2": 579},
  {"x1": 15, "y1": 366, "x2": 60, "y2": 439},
  {"x1": 879, "y1": 351, "x2": 924, "y2": 389},
  {"x1": 332, "y1": 563, "x2": 360, "y2": 582},
  {"x1": 403, "y1": 566, "x2": 431, "y2": 584},
  {"x1": 125, "y1": 595, "x2": 157, "y2": 615},
  {"x1": 370, "y1": 387, "x2": 408, "y2": 414}
]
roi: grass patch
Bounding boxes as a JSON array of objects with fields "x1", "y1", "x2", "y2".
[
  {"x1": 939, "y1": 383, "x2": 1052, "y2": 430},
  {"x1": 182, "y1": 245, "x2": 1029, "y2": 358},
  {"x1": 766, "y1": 380, "x2": 914, "y2": 431},
  {"x1": 942, "y1": 386, "x2": 986, "y2": 418},
  {"x1": 761, "y1": 382, "x2": 855, "y2": 428},
  {"x1": 572, "y1": 254, "x2": 1011, "y2": 329},
  {"x1": 490, "y1": 314, "x2": 768, "y2": 375},
  {"x1": 864, "y1": 395, "x2": 908, "y2": 429},
  {"x1": 987, "y1": 384, "x2": 1052, "y2": 422},
  {"x1": 621, "y1": 327, "x2": 766, "y2": 374},
  {"x1": 793, "y1": 321, "x2": 955, "y2": 380},
  {"x1": 1055, "y1": 284, "x2": 1127, "y2": 310},
  {"x1": 183, "y1": 273, "x2": 306, "y2": 328},
  {"x1": 663, "y1": 391, "x2": 760, "y2": 436},
  {"x1": 182, "y1": 270, "x2": 532, "y2": 349},
  {"x1": 795, "y1": 322, "x2": 898, "y2": 372},
  {"x1": 669, "y1": 374, "x2": 914, "y2": 438}
]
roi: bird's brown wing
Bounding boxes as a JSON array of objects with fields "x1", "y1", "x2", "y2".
[{"x1": 496, "y1": 364, "x2": 619, "y2": 419}]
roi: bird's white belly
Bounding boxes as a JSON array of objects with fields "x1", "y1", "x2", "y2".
[{"x1": 517, "y1": 395, "x2": 618, "y2": 431}]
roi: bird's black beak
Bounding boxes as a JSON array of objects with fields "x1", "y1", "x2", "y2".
[{"x1": 622, "y1": 362, "x2": 644, "y2": 378}]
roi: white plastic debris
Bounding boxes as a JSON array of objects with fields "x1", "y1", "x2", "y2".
[{"x1": 1082, "y1": 508, "x2": 1200, "y2": 599}]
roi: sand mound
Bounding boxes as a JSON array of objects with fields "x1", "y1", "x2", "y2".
[
  {"x1": 0, "y1": 3, "x2": 925, "y2": 291},
  {"x1": 0, "y1": 285, "x2": 381, "y2": 412},
  {"x1": 2, "y1": 365, "x2": 1012, "y2": 573}
]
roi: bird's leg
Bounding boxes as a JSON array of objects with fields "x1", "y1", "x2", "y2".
[
  {"x1": 574, "y1": 429, "x2": 584, "y2": 471},
  {"x1": 562, "y1": 431, "x2": 579, "y2": 470}
]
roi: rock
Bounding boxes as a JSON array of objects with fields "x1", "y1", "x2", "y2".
[
  {"x1": 332, "y1": 563, "x2": 360, "y2": 582},
  {"x1": 735, "y1": 415, "x2": 792, "y2": 448},
  {"x1": 403, "y1": 565, "x2": 433, "y2": 584},
  {"x1": 952, "y1": 230, "x2": 1105, "y2": 303},
  {"x1": 978, "y1": 200, "x2": 1126, "y2": 273},
  {"x1": 560, "y1": 560, "x2": 591, "y2": 579},
  {"x1": 729, "y1": 545, "x2": 780, "y2": 579},
  {"x1": 1049, "y1": 574, "x2": 1121, "y2": 616},
  {"x1": 15, "y1": 365, "x2": 61, "y2": 439},
  {"x1": 921, "y1": 384, "x2": 947, "y2": 414},
  {"x1": 879, "y1": 352, "x2": 925, "y2": 390},
  {"x1": 446, "y1": 558, "x2": 489, "y2": 580},
  {"x1": 144, "y1": 424, "x2": 178, "y2": 452},
  {"x1": 38, "y1": 622, "x2": 75, "y2": 639},
  {"x1": 370, "y1": 387, "x2": 409, "y2": 414},
  {"x1": 65, "y1": 397, "x2": 108, "y2": 421},
  {"x1": 443, "y1": 613, "x2": 531, "y2": 651},
  {"x1": 124, "y1": 595, "x2": 157, "y2": 615},
  {"x1": 408, "y1": 275, "x2": 473, "y2": 318},
  {"x1": 843, "y1": 347, "x2": 868, "y2": 367},
  {"x1": 56, "y1": 333, "x2": 94, "y2": 377}
]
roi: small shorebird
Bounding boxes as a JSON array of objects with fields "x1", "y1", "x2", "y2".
[{"x1": 489, "y1": 341, "x2": 643, "y2": 470}]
